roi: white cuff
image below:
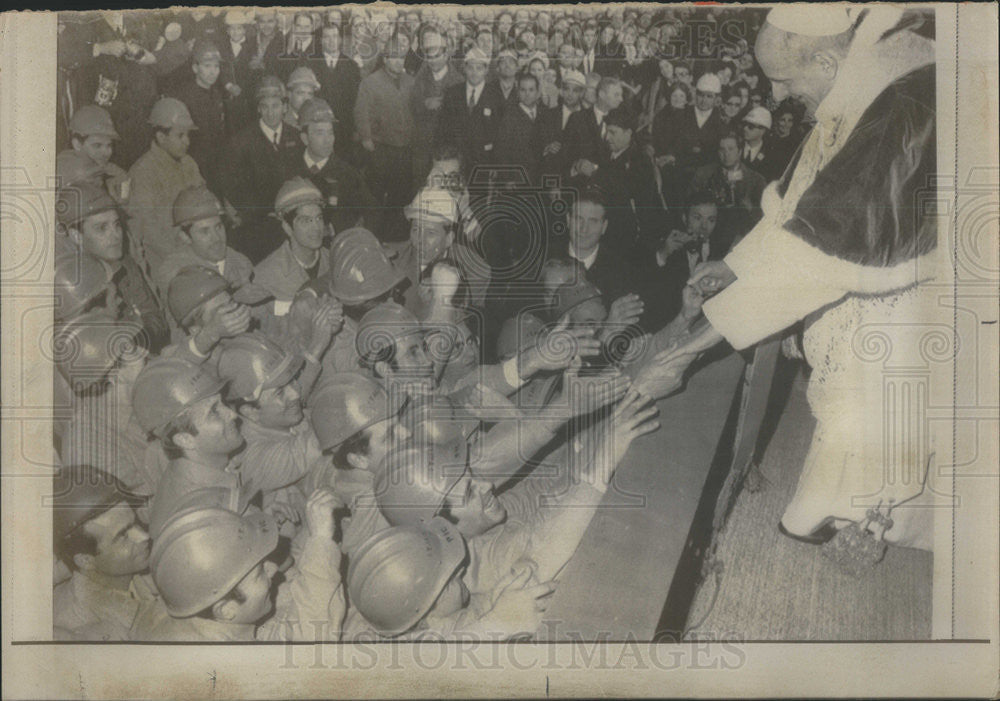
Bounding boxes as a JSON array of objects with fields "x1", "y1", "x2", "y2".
[
  {"x1": 187, "y1": 336, "x2": 209, "y2": 359},
  {"x1": 502, "y1": 357, "x2": 526, "y2": 390}
]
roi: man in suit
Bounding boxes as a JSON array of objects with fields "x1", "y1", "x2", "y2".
[
  {"x1": 594, "y1": 106, "x2": 663, "y2": 248},
  {"x1": 277, "y1": 11, "x2": 322, "y2": 82},
  {"x1": 495, "y1": 73, "x2": 546, "y2": 185},
  {"x1": 635, "y1": 190, "x2": 727, "y2": 332},
  {"x1": 562, "y1": 76, "x2": 624, "y2": 179},
  {"x1": 491, "y1": 48, "x2": 520, "y2": 115},
  {"x1": 652, "y1": 72, "x2": 725, "y2": 174},
  {"x1": 218, "y1": 10, "x2": 257, "y2": 135},
  {"x1": 436, "y1": 46, "x2": 505, "y2": 181},
  {"x1": 284, "y1": 98, "x2": 376, "y2": 236},
  {"x1": 247, "y1": 10, "x2": 282, "y2": 82},
  {"x1": 312, "y1": 22, "x2": 362, "y2": 166},
  {"x1": 538, "y1": 69, "x2": 586, "y2": 178},
  {"x1": 740, "y1": 105, "x2": 780, "y2": 181},
  {"x1": 549, "y1": 187, "x2": 637, "y2": 308},
  {"x1": 224, "y1": 75, "x2": 302, "y2": 263},
  {"x1": 410, "y1": 26, "x2": 464, "y2": 185},
  {"x1": 691, "y1": 130, "x2": 766, "y2": 243}
]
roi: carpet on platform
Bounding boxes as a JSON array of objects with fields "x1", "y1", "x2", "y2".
[{"x1": 684, "y1": 362, "x2": 933, "y2": 641}]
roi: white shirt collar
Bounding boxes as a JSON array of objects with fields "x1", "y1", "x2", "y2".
[
  {"x1": 520, "y1": 103, "x2": 537, "y2": 120},
  {"x1": 593, "y1": 106, "x2": 606, "y2": 123},
  {"x1": 431, "y1": 65, "x2": 449, "y2": 82},
  {"x1": 215, "y1": 258, "x2": 226, "y2": 276},
  {"x1": 304, "y1": 151, "x2": 329, "y2": 172},
  {"x1": 694, "y1": 106, "x2": 713, "y2": 126},
  {"x1": 324, "y1": 51, "x2": 340, "y2": 66},
  {"x1": 259, "y1": 120, "x2": 281, "y2": 143},
  {"x1": 568, "y1": 242, "x2": 599, "y2": 270}
]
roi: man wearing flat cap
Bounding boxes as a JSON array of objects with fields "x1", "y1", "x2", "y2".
[{"x1": 660, "y1": 6, "x2": 940, "y2": 552}]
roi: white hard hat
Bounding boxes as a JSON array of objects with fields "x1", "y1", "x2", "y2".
[
  {"x1": 695, "y1": 73, "x2": 722, "y2": 94},
  {"x1": 743, "y1": 106, "x2": 773, "y2": 130}
]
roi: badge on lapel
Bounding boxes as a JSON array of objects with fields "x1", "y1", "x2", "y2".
[{"x1": 483, "y1": 108, "x2": 492, "y2": 117}]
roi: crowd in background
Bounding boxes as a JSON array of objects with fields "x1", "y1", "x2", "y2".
[{"x1": 50, "y1": 5, "x2": 816, "y2": 643}]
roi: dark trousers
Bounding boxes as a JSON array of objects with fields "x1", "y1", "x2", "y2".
[{"x1": 367, "y1": 143, "x2": 414, "y2": 242}]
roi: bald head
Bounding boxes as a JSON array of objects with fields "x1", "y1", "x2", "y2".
[{"x1": 755, "y1": 21, "x2": 853, "y2": 115}]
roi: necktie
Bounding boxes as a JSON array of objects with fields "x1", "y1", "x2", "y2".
[
  {"x1": 468, "y1": 88, "x2": 475, "y2": 110},
  {"x1": 273, "y1": 131, "x2": 281, "y2": 149},
  {"x1": 309, "y1": 163, "x2": 320, "y2": 175}
]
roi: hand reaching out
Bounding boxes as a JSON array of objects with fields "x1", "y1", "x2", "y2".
[
  {"x1": 304, "y1": 488, "x2": 341, "y2": 540},
  {"x1": 688, "y1": 260, "x2": 736, "y2": 297}
]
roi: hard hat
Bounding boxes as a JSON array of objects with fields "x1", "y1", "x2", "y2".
[
  {"x1": 404, "y1": 187, "x2": 458, "y2": 225},
  {"x1": 68, "y1": 104, "x2": 119, "y2": 140},
  {"x1": 527, "y1": 50, "x2": 549, "y2": 69},
  {"x1": 695, "y1": 73, "x2": 722, "y2": 94},
  {"x1": 463, "y1": 46, "x2": 490, "y2": 65},
  {"x1": 298, "y1": 97, "x2": 337, "y2": 127},
  {"x1": 399, "y1": 393, "x2": 478, "y2": 451},
  {"x1": 151, "y1": 501, "x2": 278, "y2": 617},
  {"x1": 356, "y1": 302, "x2": 423, "y2": 363},
  {"x1": 495, "y1": 312, "x2": 546, "y2": 360},
  {"x1": 148, "y1": 97, "x2": 197, "y2": 131},
  {"x1": 347, "y1": 517, "x2": 466, "y2": 636},
  {"x1": 54, "y1": 250, "x2": 111, "y2": 321},
  {"x1": 308, "y1": 372, "x2": 393, "y2": 452},
  {"x1": 562, "y1": 69, "x2": 586, "y2": 88},
  {"x1": 216, "y1": 332, "x2": 304, "y2": 403},
  {"x1": 52, "y1": 464, "x2": 134, "y2": 542},
  {"x1": 191, "y1": 39, "x2": 222, "y2": 64},
  {"x1": 326, "y1": 228, "x2": 405, "y2": 305},
  {"x1": 172, "y1": 185, "x2": 224, "y2": 228},
  {"x1": 54, "y1": 310, "x2": 142, "y2": 385},
  {"x1": 273, "y1": 176, "x2": 324, "y2": 216},
  {"x1": 131, "y1": 357, "x2": 226, "y2": 436},
  {"x1": 55, "y1": 179, "x2": 118, "y2": 228},
  {"x1": 255, "y1": 74, "x2": 286, "y2": 102},
  {"x1": 166, "y1": 265, "x2": 230, "y2": 327},
  {"x1": 496, "y1": 48, "x2": 518, "y2": 63},
  {"x1": 224, "y1": 9, "x2": 255, "y2": 25},
  {"x1": 56, "y1": 150, "x2": 105, "y2": 189},
  {"x1": 552, "y1": 278, "x2": 603, "y2": 319},
  {"x1": 375, "y1": 442, "x2": 468, "y2": 528},
  {"x1": 287, "y1": 66, "x2": 321, "y2": 91},
  {"x1": 743, "y1": 105, "x2": 773, "y2": 130}
]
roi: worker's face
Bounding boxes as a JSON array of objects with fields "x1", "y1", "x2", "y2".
[
  {"x1": 156, "y1": 127, "x2": 191, "y2": 160},
  {"x1": 289, "y1": 85, "x2": 315, "y2": 113},
  {"x1": 254, "y1": 382, "x2": 303, "y2": 429},
  {"x1": 604, "y1": 124, "x2": 631, "y2": 153},
  {"x1": 354, "y1": 417, "x2": 409, "y2": 472},
  {"x1": 184, "y1": 216, "x2": 227, "y2": 263},
  {"x1": 258, "y1": 96, "x2": 285, "y2": 130},
  {"x1": 293, "y1": 14, "x2": 313, "y2": 38},
  {"x1": 257, "y1": 14, "x2": 277, "y2": 37},
  {"x1": 776, "y1": 112, "x2": 795, "y2": 138},
  {"x1": 569, "y1": 297, "x2": 608, "y2": 329},
  {"x1": 445, "y1": 471, "x2": 507, "y2": 538},
  {"x1": 410, "y1": 220, "x2": 453, "y2": 269},
  {"x1": 80, "y1": 504, "x2": 150, "y2": 576},
  {"x1": 422, "y1": 33, "x2": 448, "y2": 72},
  {"x1": 285, "y1": 203, "x2": 325, "y2": 252},
  {"x1": 528, "y1": 61, "x2": 545, "y2": 84},
  {"x1": 496, "y1": 55, "x2": 517, "y2": 80},
  {"x1": 193, "y1": 58, "x2": 221, "y2": 89},
  {"x1": 441, "y1": 322, "x2": 479, "y2": 387},
  {"x1": 718, "y1": 136, "x2": 741, "y2": 169},
  {"x1": 226, "y1": 561, "x2": 279, "y2": 624},
  {"x1": 742, "y1": 121, "x2": 767, "y2": 145},
  {"x1": 583, "y1": 27, "x2": 597, "y2": 48},
  {"x1": 476, "y1": 32, "x2": 493, "y2": 55},
  {"x1": 227, "y1": 24, "x2": 247, "y2": 43},
  {"x1": 427, "y1": 571, "x2": 470, "y2": 619},
  {"x1": 597, "y1": 83, "x2": 623, "y2": 111},
  {"x1": 519, "y1": 77, "x2": 539, "y2": 108},
  {"x1": 568, "y1": 201, "x2": 608, "y2": 251},
  {"x1": 560, "y1": 82, "x2": 584, "y2": 108},
  {"x1": 558, "y1": 43, "x2": 575, "y2": 68},
  {"x1": 675, "y1": 66, "x2": 691, "y2": 85},
  {"x1": 685, "y1": 203, "x2": 718, "y2": 240},
  {"x1": 723, "y1": 95, "x2": 742, "y2": 120},
  {"x1": 187, "y1": 394, "x2": 244, "y2": 455},
  {"x1": 390, "y1": 333, "x2": 433, "y2": 379},
  {"x1": 76, "y1": 209, "x2": 123, "y2": 262},
  {"x1": 76, "y1": 134, "x2": 114, "y2": 167},
  {"x1": 465, "y1": 59, "x2": 489, "y2": 87},
  {"x1": 321, "y1": 26, "x2": 341, "y2": 54},
  {"x1": 670, "y1": 87, "x2": 688, "y2": 109},
  {"x1": 695, "y1": 88, "x2": 719, "y2": 113},
  {"x1": 303, "y1": 121, "x2": 335, "y2": 160},
  {"x1": 657, "y1": 59, "x2": 673, "y2": 81}
]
